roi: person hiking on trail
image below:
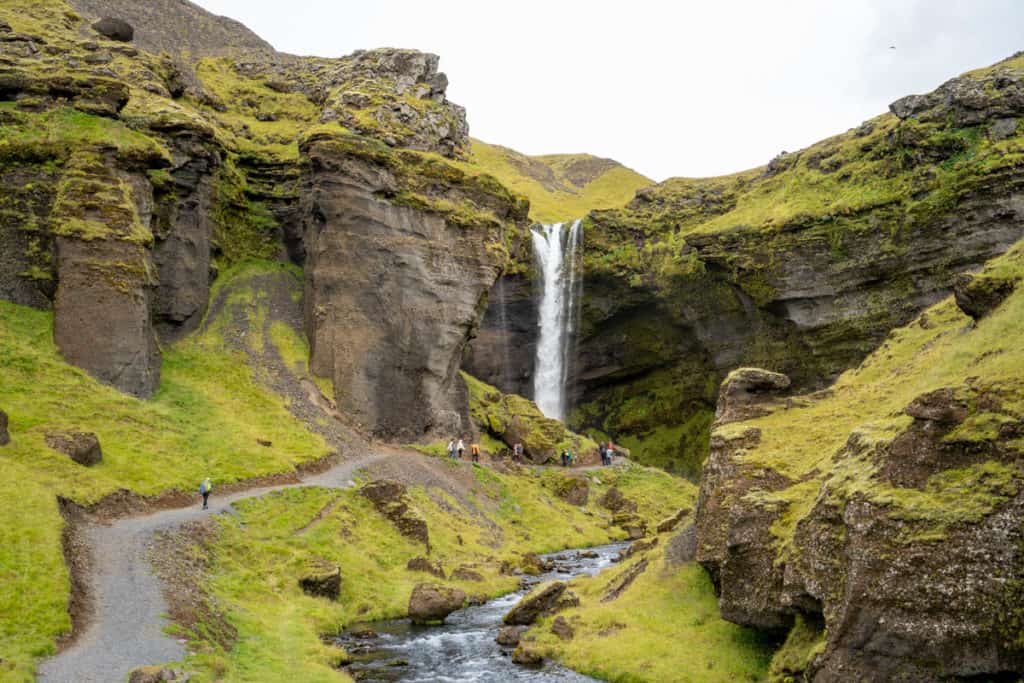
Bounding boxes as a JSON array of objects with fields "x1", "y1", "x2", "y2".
[
  {"x1": 199, "y1": 477, "x2": 212, "y2": 510},
  {"x1": 567, "y1": 449, "x2": 575, "y2": 467},
  {"x1": 560, "y1": 449, "x2": 569, "y2": 467},
  {"x1": 457, "y1": 438, "x2": 465, "y2": 459},
  {"x1": 606, "y1": 441, "x2": 615, "y2": 465},
  {"x1": 513, "y1": 442, "x2": 523, "y2": 462},
  {"x1": 471, "y1": 442, "x2": 481, "y2": 463},
  {"x1": 447, "y1": 439, "x2": 456, "y2": 460},
  {"x1": 599, "y1": 443, "x2": 608, "y2": 466}
]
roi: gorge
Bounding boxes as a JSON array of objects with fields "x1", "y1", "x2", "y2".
[{"x1": 0, "y1": 1, "x2": 1022, "y2": 682}]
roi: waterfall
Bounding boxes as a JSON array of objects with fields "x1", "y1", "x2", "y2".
[{"x1": 531, "y1": 219, "x2": 583, "y2": 421}]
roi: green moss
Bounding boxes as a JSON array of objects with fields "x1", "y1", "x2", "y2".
[
  {"x1": 211, "y1": 156, "x2": 280, "y2": 267},
  {"x1": 768, "y1": 614, "x2": 827, "y2": 683}
]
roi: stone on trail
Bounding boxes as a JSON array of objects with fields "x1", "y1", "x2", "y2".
[
  {"x1": 128, "y1": 666, "x2": 190, "y2": 682},
  {"x1": 45, "y1": 430, "x2": 102, "y2": 466},
  {"x1": 408, "y1": 583, "x2": 466, "y2": 624}
]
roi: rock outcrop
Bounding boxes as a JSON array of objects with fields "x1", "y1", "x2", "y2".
[
  {"x1": 360, "y1": 480, "x2": 430, "y2": 549},
  {"x1": 695, "y1": 239, "x2": 1024, "y2": 682},
  {"x1": 504, "y1": 581, "x2": 578, "y2": 625},
  {"x1": 297, "y1": 558, "x2": 341, "y2": 600}
]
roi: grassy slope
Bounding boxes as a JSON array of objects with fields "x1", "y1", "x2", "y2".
[
  {"x1": 177, "y1": 462, "x2": 696, "y2": 681},
  {"x1": 529, "y1": 546, "x2": 772, "y2": 683},
  {"x1": 0, "y1": 261, "x2": 331, "y2": 682},
  {"x1": 725, "y1": 238, "x2": 1024, "y2": 556},
  {"x1": 468, "y1": 139, "x2": 652, "y2": 223}
]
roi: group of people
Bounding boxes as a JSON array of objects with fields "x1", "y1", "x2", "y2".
[
  {"x1": 446, "y1": 438, "x2": 481, "y2": 462},
  {"x1": 599, "y1": 441, "x2": 616, "y2": 466}
]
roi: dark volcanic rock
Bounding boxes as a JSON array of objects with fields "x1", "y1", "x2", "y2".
[
  {"x1": 716, "y1": 368, "x2": 791, "y2": 424},
  {"x1": 360, "y1": 480, "x2": 430, "y2": 548},
  {"x1": 550, "y1": 616, "x2": 574, "y2": 641},
  {"x1": 46, "y1": 431, "x2": 103, "y2": 466},
  {"x1": 451, "y1": 566, "x2": 484, "y2": 582},
  {"x1": 0, "y1": 409, "x2": 8, "y2": 446},
  {"x1": 598, "y1": 486, "x2": 637, "y2": 514},
  {"x1": 905, "y1": 387, "x2": 969, "y2": 425},
  {"x1": 495, "y1": 624, "x2": 527, "y2": 647},
  {"x1": 408, "y1": 583, "x2": 466, "y2": 624},
  {"x1": 91, "y1": 17, "x2": 134, "y2": 42},
  {"x1": 953, "y1": 270, "x2": 1018, "y2": 321},
  {"x1": 406, "y1": 556, "x2": 445, "y2": 579}
]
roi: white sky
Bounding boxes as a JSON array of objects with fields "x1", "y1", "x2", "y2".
[{"x1": 193, "y1": 0, "x2": 1023, "y2": 181}]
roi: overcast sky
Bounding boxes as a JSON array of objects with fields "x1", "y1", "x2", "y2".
[{"x1": 193, "y1": 0, "x2": 1023, "y2": 181}]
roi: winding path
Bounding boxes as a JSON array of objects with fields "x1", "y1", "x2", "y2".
[{"x1": 38, "y1": 452, "x2": 392, "y2": 683}]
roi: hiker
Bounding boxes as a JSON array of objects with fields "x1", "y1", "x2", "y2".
[
  {"x1": 606, "y1": 441, "x2": 615, "y2": 465},
  {"x1": 199, "y1": 477, "x2": 212, "y2": 510},
  {"x1": 513, "y1": 442, "x2": 523, "y2": 462},
  {"x1": 471, "y1": 442, "x2": 481, "y2": 463},
  {"x1": 599, "y1": 443, "x2": 608, "y2": 466},
  {"x1": 567, "y1": 449, "x2": 575, "y2": 467},
  {"x1": 560, "y1": 449, "x2": 569, "y2": 467},
  {"x1": 457, "y1": 438, "x2": 465, "y2": 459},
  {"x1": 447, "y1": 438, "x2": 456, "y2": 460}
]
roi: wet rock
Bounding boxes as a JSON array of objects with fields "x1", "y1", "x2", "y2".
[
  {"x1": 551, "y1": 616, "x2": 574, "y2": 641},
  {"x1": 451, "y1": 566, "x2": 484, "y2": 582},
  {"x1": 360, "y1": 480, "x2": 430, "y2": 549},
  {"x1": 576, "y1": 550, "x2": 599, "y2": 559},
  {"x1": 406, "y1": 556, "x2": 445, "y2": 579},
  {"x1": 408, "y1": 583, "x2": 466, "y2": 624},
  {"x1": 504, "y1": 581, "x2": 576, "y2": 625},
  {"x1": 298, "y1": 558, "x2": 341, "y2": 600},
  {"x1": 0, "y1": 409, "x2": 8, "y2": 446},
  {"x1": 655, "y1": 507, "x2": 691, "y2": 533},
  {"x1": 495, "y1": 625, "x2": 527, "y2": 647},
  {"x1": 716, "y1": 368, "x2": 791, "y2": 424},
  {"x1": 512, "y1": 644, "x2": 544, "y2": 668},
  {"x1": 91, "y1": 17, "x2": 134, "y2": 42},
  {"x1": 905, "y1": 388, "x2": 969, "y2": 425},
  {"x1": 45, "y1": 431, "x2": 102, "y2": 466}
]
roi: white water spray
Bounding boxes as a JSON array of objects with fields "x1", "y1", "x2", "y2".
[{"x1": 531, "y1": 220, "x2": 583, "y2": 421}]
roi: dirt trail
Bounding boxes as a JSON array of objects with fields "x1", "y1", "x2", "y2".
[{"x1": 37, "y1": 451, "x2": 392, "y2": 683}]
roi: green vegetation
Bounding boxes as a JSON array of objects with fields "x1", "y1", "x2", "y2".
[
  {"x1": 527, "y1": 538, "x2": 773, "y2": 682},
  {"x1": 175, "y1": 461, "x2": 691, "y2": 681},
  {"x1": 468, "y1": 140, "x2": 652, "y2": 223},
  {"x1": 0, "y1": 263, "x2": 332, "y2": 681},
  {"x1": 463, "y1": 371, "x2": 596, "y2": 460},
  {"x1": 733, "y1": 238, "x2": 1024, "y2": 554},
  {"x1": 767, "y1": 614, "x2": 826, "y2": 683}
]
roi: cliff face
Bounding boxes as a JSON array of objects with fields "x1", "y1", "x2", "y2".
[
  {"x1": 548, "y1": 53, "x2": 1024, "y2": 475},
  {"x1": 694, "y1": 239, "x2": 1024, "y2": 681},
  {"x1": 0, "y1": 0, "x2": 526, "y2": 424}
]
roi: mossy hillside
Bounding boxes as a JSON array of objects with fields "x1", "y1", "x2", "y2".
[
  {"x1": 0, "y1": 261, "x2": 333, "y2": 681},
  {"x1": 727, "y1": 238, "x2": 1024, "y2": 560},
  {"x1": 467, "y1": 139, "x2": 653, "y2": 224},
  {"x1": 525, "y1": 538, "x2": 773, "y2": 682},
  {"x1": 173, "y1": 461, "x2": 692, "y2": 681},
  {"x1": 462, "y1": 371, "x2": 596, "y2": 460}
]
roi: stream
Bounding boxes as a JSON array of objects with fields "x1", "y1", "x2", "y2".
[{"x1": 335, "y1": 540, "x2": 630, "y2": 682}]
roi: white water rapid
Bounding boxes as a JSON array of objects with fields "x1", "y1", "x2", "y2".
[{"x1": 530, "y1": 219, "x2": 583, "y2": 421}]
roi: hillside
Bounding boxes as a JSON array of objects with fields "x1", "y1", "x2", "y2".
[{"x1": 468, "y1": 139, "x2": 653, "y2": 223}]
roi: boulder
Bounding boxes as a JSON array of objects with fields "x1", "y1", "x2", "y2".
[
  {"x1": 298, "y1": 558, "x2": 341, "y2": 600},
  {"x1": 406, "y1": 556, "x2": 445, "y2": 579},
  {"x1": 45, "y1": 431, "x2": 102, "y2": 466},
  {"x1": 512, "y1": 644, "x2": 543, "y2": 668},
  {"x1": 495, "y1": 624, "x2": 527, "y2": 647},
  {"x1": 612, "y1": 512, "x2": 647, "y2": 540},
  {"x1": 0, "y1": 409, "x2": 8, "y2": 446},
  {"x1": 551, "y1": 476, "x2": 589, "y2": 506},
  {"x1": 665, "y1": 524, "x2": 698, "y2": 565},
  {"x1": 519, "y1": 552, "x2": 554, "y2": 575},
  {"x1": 408, "y1": 583, "x2": 466, "y2": 624},
  {"x1": 504, "y1": 582, "x2": 577, "y2": 625},
  {"x1": 91, "y1": 17, "x2": 134, "y2": 42},
  {"x1": 551, "y1": 615, "x2": 574, "y2": 641}
]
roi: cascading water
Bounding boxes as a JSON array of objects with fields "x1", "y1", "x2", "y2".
[{"x1": 530, "y1": 220, "x2": 583, "y2": 421}]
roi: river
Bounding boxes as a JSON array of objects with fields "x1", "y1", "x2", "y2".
[{"x1": 334, "y1": 540, "x2": 630, "y2": 682}]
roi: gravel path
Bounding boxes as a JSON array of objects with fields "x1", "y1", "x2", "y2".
[{"x1": 38, "y1": 452, "x2": 391, "y2": 683}]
